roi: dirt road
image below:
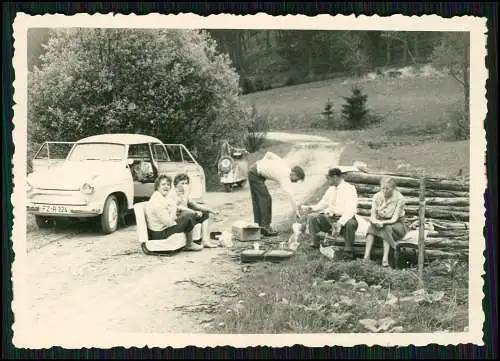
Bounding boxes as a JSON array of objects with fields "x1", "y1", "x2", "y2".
[{"x1": 19, "y1": 132, "x2": 345, "y2": 344}]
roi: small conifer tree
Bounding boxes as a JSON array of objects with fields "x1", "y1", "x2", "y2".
[{"x1": 341, "y1": 86, "x2": 369, "y2": 129}]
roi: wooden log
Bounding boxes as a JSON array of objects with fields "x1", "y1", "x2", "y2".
[
  {"x1": 334, "y1": 247, "x2": 468, "y2": 262},
  {"x1": 326, "y1": 237, "x2": 468, "y2": 253},
  {"x1": 357, "y1": 197, "x2": 469, "y2": 207},
  {"x1": 343, "y1": 172, "x2": 469, "y2": 192},
  {"x1": 352, "y1": 183, "x2": 469, "y2": 198},
  {"x1": 356, "y1": 200, "x2": 469, "y2": 213},
  {"x1": 430, "y1": 220, "x2": 470, "y2": 230},
  {"x1": 368, "y1": 170, "x2": 466, "y2": 182},
  {"x1": 424, "y1": 249, "x2": 469, "y2": 260},
  {"x1": 424, "y1": 238, "x2": 469, "y2": 249},
  {"x1": 427, "y1": 230, "x2": 468, "y2": 238},
  {"x1": 356, "y1": 207, "x2": 469, "y2": 222}
]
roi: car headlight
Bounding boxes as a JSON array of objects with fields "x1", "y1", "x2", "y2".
[
  {"x1": 80, "y1": 182, "x2": 95, "y2": 195},
  {"x1": 219, "y1": 158, "x2": 232, "y2": 173}
]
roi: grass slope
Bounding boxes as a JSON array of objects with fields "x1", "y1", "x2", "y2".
[{"x1": 243, "y1": 75, "x2": 469, "y2": 178}]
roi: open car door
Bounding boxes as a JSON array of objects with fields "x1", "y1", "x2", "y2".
[
  {"x1": 31, "y1": 142, "x2": 76, "y2": 173},
  {"x1": 152, "y1": 143, "x2": 206, "y2": 201}
]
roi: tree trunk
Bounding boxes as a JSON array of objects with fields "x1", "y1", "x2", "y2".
[
  {"x1": 357, "y1": 200, "x2": 469, "y2": 213},
  {"x1": 413, "y1": 32, "x2": 420, "y2": 63},
  {"x1": 353, "y1": 183, "x2": 469, "y2": 198},
  {"x1": 357, "y1": 196, "x2": 469, "y2": 207},
  {"x1": 385, "y1": 38, "x2": 392, "y2": 66},
  {"x1": 402, "y1": 33, "x2": 409, "y2": 65},
  {"x1": 463, "y1": 34, "x2": 470, "y2": 116},
  {"x1": 343, "y1": 172, "x2": 469, "y2": 192},
  {"x1": 235, "y1": 32, "x2": 246, "y2": 75},
  {"x1": 356, "y1": 208, "x2": 469, "y2": 221}
]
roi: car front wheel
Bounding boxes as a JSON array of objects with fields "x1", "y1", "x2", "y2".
[{"x1": 101, "y1": 195, "x2": 119, "y2": 234}]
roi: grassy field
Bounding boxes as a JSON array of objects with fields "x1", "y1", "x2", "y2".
[
  {"x1": 209, "y1": 73, "x2": 470, "y2": 334},
  {"x1": 243, "y1": 75, "x2": 469, "y2": 178}
]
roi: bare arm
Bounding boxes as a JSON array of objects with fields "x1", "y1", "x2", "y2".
[
  {"x1": 187, "y1": 200, "x2": 217, "y2": 214},
  {"x1": 307, "y1": 187, "x2": 331, "y2": 212},
  {"x1": 369, "y1": 194, "x2": 379, "y2": 224},
  {"x1": 280, "y1": 179, "x2": 299, "y2": 215}
]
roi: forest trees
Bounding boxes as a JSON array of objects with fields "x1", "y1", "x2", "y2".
[
  {"x1": 431, "y1": 32, "x2": 470, "y2": 115},
  {"x1": 431, "y1": 32, "x2": 470, "y2": 139},
  {"x1": 28, "y1": 28, "x2": 252, "y2": 172},
  {"x1": 29, "y1": 30, "x2": 463, "y2": 95}
]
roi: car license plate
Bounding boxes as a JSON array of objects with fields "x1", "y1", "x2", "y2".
[{"x1": 39, "y1": 205, "x2": 70, "y2": 214}]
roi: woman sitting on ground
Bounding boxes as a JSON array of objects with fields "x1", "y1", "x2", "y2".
[
  {"x1": 144, "y1": 174, "x2": 203, "y2": 252},
  {"x1": 363, "y1": 176, "x2": 409, "y2": 267},
  {"x1": 168, "y1": 173, "x2": 219, "y2": 248}
]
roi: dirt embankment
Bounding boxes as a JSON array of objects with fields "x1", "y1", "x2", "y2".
[{"x1": 17, "y1": 132, "x2": 345, "y2": 347}]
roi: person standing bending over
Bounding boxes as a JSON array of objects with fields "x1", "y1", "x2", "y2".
[
  {"x1": 248, "y1": 151, "x2": 305, "y2": 237},
  {"x1": 301, "y1": 168, "x2": 359, "y2": 260}
]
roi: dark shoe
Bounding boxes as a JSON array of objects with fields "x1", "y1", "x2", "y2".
[
  {"x1": 141, "y1": 242, "x2": 172, "y2": 256},
  {"x1": 141, "y1": 242, "x2": 154, "y2": 256},
  {"x1": 261, "y1": 227, "x2": 279, "y2": 237},
  {"x1": 342, "y1": 250, "x2": 355, "y2": 261}
]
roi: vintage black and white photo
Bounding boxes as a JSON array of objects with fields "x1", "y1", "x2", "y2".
[{"x1": 11, "y1": 13, "x2": 487, "y2": 348}]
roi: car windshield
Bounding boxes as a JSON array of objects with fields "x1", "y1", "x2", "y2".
[{"x1": 67, "y1": 143, "x2": 125, "y2": 162}]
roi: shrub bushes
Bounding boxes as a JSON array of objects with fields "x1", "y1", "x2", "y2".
[
  {"x1": 28, "y1": 28, "x2": 252, "y2": 179},
  {"x1": 444, "y1": 106, "x2": 470, "y2": 141},
  {"x1": 244, "y1": 105, "x2": 270, "y2": 153}
]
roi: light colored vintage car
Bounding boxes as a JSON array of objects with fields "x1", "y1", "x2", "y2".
[{"x1": 27, "y1": 133, "x2": 206, "y2": 234}]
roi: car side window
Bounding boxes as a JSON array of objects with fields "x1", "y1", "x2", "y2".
[
  {"x1": 181, "y1": 147, "x2": 196, "y2": 163},
  {"x1": 163, "y1": 145, "x2": 184, "y2": 162},
  {"x1": 152, "y1": 144, "x2": 170, "y2": 162},
  {"x1": 128, "y1": 143, "x2": 151, "y2": 160},
  {"x1": 128, "y1": 143, "x2": 156, "y2": 182},
  {"x1": 34, "y1": 143, "x2": 49, "y2": 159}
]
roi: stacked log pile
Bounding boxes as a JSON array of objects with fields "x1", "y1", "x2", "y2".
[{"x1": 333, "y1": 171, "x2": 469, "y2": 261}]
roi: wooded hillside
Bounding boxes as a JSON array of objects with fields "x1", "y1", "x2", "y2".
[{"x1": 28, "y1": 29, "x2": 469, "y2": 96}]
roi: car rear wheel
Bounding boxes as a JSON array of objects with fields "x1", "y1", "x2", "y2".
[
  {"x1": 35, "y1": 215, "x2": 54, "y2": 229},
  {"x1": 101, "y1": 195, "x2": 119, "y2": 234},
  {"x1": 224, "y1": 184, "x2": 233, "y2": 193}
]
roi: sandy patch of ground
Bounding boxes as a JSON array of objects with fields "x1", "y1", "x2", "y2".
[{"x1": 17, "y1": 132, "x2": 344, "y2": 347}]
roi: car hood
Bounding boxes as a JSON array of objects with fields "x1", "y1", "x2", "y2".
[{"x1": 28, "y1": 161, "x2": 124, "y2": 190}]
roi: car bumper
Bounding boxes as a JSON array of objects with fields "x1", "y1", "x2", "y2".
[{"x1": 27, "y1": 203, "x2": 102, "y2": 217}]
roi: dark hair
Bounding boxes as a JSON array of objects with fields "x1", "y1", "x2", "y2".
[
  {"x1": 327, "y1": 168, "x2": 343, "y2": 178},
  {"x1": 173, "y1": 173, "x2": 190, "y2": 186},
  {"x1": 291, "y1": 166, "x2": 305, "y2": 181},
  {"x1": 154, "y1": 173, "x2": 172, "y2": 190}
]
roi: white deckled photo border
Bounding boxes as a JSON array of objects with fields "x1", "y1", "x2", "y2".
[{"x1": 11, "y1": 12, "x2": 488, "y2": 348}]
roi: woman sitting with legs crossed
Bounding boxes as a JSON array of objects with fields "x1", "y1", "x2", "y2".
[
  {"x1": 144, "y1": 174, "x2": 203, "y2": 253},
  {"x1": 168, "y1": 173, "x2": 219, "y2": 248},
  {"x1": 363, "y1": 176, "x2": 409, "y2": 267}
]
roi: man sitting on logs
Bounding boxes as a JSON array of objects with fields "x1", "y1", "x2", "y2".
[
  {"x1": 363, "y1": 176, "x2": 410, "y2": 267},
  {"x1": 301, "y1": 168, "x2": 359, "y2": 260}
]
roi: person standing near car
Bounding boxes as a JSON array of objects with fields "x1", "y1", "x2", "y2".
[{"x1": 248, "y1": 151, "x2": 305, "y2": 237}]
